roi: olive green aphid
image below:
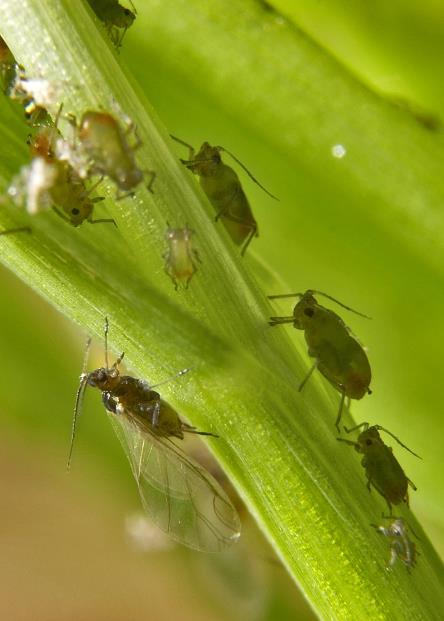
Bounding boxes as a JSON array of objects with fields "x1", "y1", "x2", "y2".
[
  {"x1": 164, "y1": 225, "x2": 201, "y2": 290},
  {"x1": 68, "y1": 319, "x2": 241, "y2": 552},
  {"x1": 337, "y1": 423, "x2": 420, "y2": 514},
  {"x1": 171, "y1": 135, "x2": 278, "y2": 256},
  {"x1": 87, "y1": 0, "x2": 136, "y2": 48},
  {"x1": 268, "y1": 289, "x2": 372, "y2": 430},
  {"x1": 372, "y1": 517, "x2": 418, "y2": 572},
  {"x1": 70, "y1": 111, "x2": 155, "y2": 195}
]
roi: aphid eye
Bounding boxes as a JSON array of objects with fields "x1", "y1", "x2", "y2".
[
  {"x1": 71, "y1": 208, "x2": 80, "y2": 215},
  {"x1": 365, "y1": 439, "x2": 372, "y2": 446},
  {"x1": 124, "y1": 9, "x2": 131, "y2": 15},
  {"x1": 304, "y1": 307, "x2": 315, "y2": 317}
]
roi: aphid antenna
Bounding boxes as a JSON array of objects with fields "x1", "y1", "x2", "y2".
[
  {"x1": 215, "y1": 146, "x2": 279, "y2": 200},
  {"x1": 310, "y1": 290, "x2": 372, "y2": 319},
  {"x1": 67, "y1": 335, "x2": 92, "y2": 470},
  {"x1": 128, "y1": 0, "x2": 138, "y2": 15},
  {"x1": 104, "y1": 316, "x2": 110, "y2": 369},
  {"x1": 374, "y1": 425, "x2": 422, "y2": 459},
  {"x1": 268, "y1": 292, "x2": 304, "y2": 300},
  {"x1": 150, "y1": 366, "x2": 194, "y2": 390}
]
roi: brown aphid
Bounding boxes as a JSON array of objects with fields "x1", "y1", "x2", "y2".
[
  {"x1": 68, "y1": 319, "x2": 241, "y2": 552},
  {"x1": 337, "y1": 423, "x2": 420, "y2": 514},
  {"x1": 164, "y1": 225, "x2": 201, "y2": 290},
  {"x1": 268, "y1": 289, "x2": 372, "y2": 431},
  {"x1": 68, "y1": 110, "x2": 155, "y2": 196},
  {"x1": 171, "y1": 135, "x2": 278, "y2": 255}
]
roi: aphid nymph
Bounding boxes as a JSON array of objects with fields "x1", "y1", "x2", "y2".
[
  {"x1": 68, "y1": 319, "x2": 241, "y2": 552},
  {"x1": 337, "y1": 422, "x2": 420, "y2": 514},
  {"x1": 66, "y1": 110, "x2": 155, "y2": 196},
  {"x1": 171, "y1": 135, "x2": 278, "y2": 256},
  {"x1": 372, "y1": 516, "x2": 418, "y2": 571},
  {"x1": 164, "y1": 224, "x2": 201, "y2": 290},
  {"x1": 268, "y1": 289, "x2": 372, "y2": 431}
]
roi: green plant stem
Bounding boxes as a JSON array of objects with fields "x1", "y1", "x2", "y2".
[{"x1": 0, "y1": 1, "x2": 443, "y2": 619}]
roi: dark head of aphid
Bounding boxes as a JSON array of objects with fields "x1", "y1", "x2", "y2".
[
  {"x1": 114, "y1": 6, "x2": 136, "y2": 28},
  {"x1": 84, "y1": 366, "x2": 120, "y2": 391},
  {"x1": 190, "y1": 142, "x2": 222, "y2": 176},
  {"x1": 67, "y1": 200, "x2": 93, "y2": 226},
  {"x1": 292, "y1": 291, "x2": 318, "y2": 330},
  {"x1": 355, "y1": 426, "x2": 383, "y2": 454}
]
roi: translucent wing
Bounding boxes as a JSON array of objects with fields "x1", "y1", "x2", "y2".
[{"x1": 107, "y1": 412, "x2": 241, "y2": 552}]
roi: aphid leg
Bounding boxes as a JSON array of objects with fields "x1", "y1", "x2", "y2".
[
  {"x1": 88, "y1": 217, "x2": 117, "y2": 227},
  {"x1": 150, "y1": 367, "x2": 193, "y2": 390},
  {"x1": 0, "y1": 226, "x2": 31, "y2": 236},
  {"x1": 336, "y1": 437, "x2": 359, "y2": 448},
  {"x1": 268, "y1": 315, "x2": 295, "y2": 326},
  {"x1": 343, "y1": 422, "x2": 370, "y2": 434},
  {"x1": 240, "y1": 222, "x2": 258, "y2": 256},
  {"x1": 298, "y1": 361, "x2": 318, "y2": 393},
  {"x1": 144, "y1": 169, "x2": 156, "y2": 193},
  {"x1": 52, "y1": 207, "x2": 73, "y2": 225},
  {"x1": 335, "y1": 389, "x2": 346, "y2": 433},
  {"x1": 407, "y1": 478, "x2": 417, "y2": 491}
]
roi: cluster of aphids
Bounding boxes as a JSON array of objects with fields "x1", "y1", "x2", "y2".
[{"x1": 0, "y1": 5, "x2": 419, "y2": 567}]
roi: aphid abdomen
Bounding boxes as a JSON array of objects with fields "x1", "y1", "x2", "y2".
[
  {"x1": 365, "y1": 446, "x2": 408, "y2": 505},
  {"x1": 79, "y1": 112, "x2": 141, "y2": 190},
  {"x1": 342, "y1": 344, "x2": 371, "y2": 399},
  {"x1": 201, "y1": 166, "x2": 257, "y2": 245},
  {"x1": 167, "y1": 243, "x2": 194, "y2": 282}
]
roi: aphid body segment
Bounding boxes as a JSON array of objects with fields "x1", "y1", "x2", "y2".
[
  {"x1": 69, "y1": 321, "x2": 241, "y2": 552},
  {"x1": 164, "y1": 225, "x2": 201, "y2": 289},
  {"x1": 172, "y1": 136, "x2": 278, "y2": 255},
  {"x1": 268, "y1": 289, "x2": 371, "y2": 430},
  {"x1": 64, "y1": 111, "x2": 154, "y2": 195},
  {"x1": 87, "y1": 0, "x2": 136, "y2": 48},
  {"x1": 373, "y1": 517, "x2": 418, "y2": 571},
  {"x1": 337, "y1": 423, "x2": 419, "y2": 514}
]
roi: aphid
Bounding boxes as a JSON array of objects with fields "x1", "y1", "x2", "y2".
[
  {"x1": 371, "y1": 516, "x2": 418, "y2": 571},
  {"x1": 164, "y1": 225, "x2": 201, "y2": 290},
  {"x1": 268, "y1": 289, "x2": 372, "y2": 431},
  {"x1": 8, "y1": 106, "x2": 114, "y2": 227},
  {"x1": 171, "y1": 135, "x2": 278, "y2": 256},
  {"x1": 68, "y1": 319, "x2": 241, "y2": 552},
  {"x1": 7, "y1": 157, "x2": 113, "y2": 227},
  {"x1": 337, "y1": 422, "x2": 420, "y2": 514},
  {"x1": 64, "y1": 111, "x2": 155, "y2": 196},
  {"x1": 87, "y1": 0, "x2": 137, "y2": 48}
]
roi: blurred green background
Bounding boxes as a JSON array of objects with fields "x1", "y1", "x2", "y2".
[{"x1": 1, "y1": 1, "x2": 444, "y2": 619}]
